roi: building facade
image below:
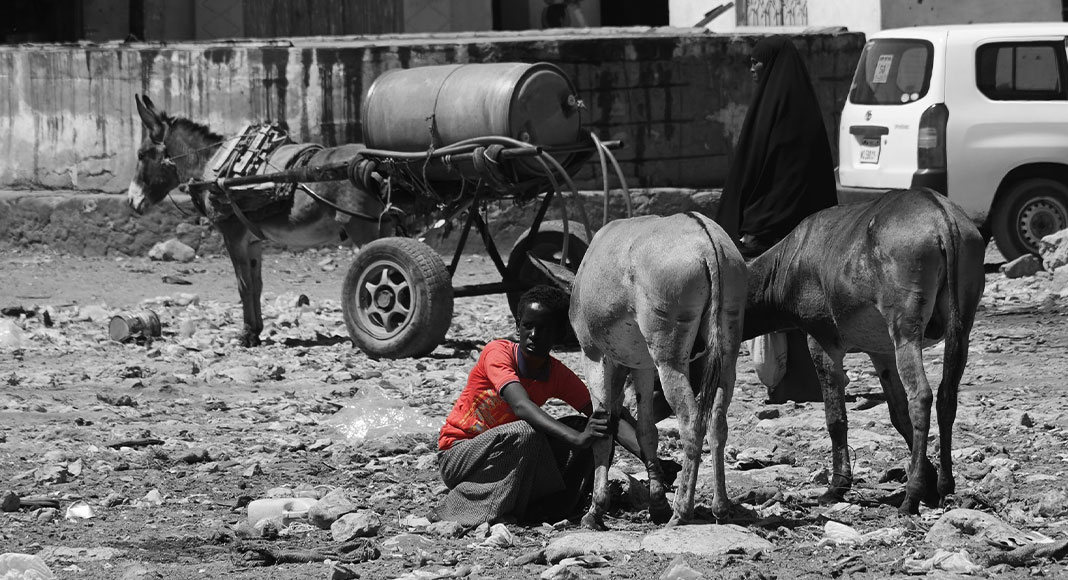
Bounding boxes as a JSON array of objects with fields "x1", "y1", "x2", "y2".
[{"x1": 670, "y1": 0, "x2": 1066, "y2": 36}]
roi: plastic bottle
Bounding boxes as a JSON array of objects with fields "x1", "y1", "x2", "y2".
[{"x1": 246, "y1": 497, "x2": 318, "y2": 526}]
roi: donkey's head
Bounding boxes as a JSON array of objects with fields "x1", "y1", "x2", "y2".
[{"x1": 128, "y1": 94, "x2": 182, "y2": 214}]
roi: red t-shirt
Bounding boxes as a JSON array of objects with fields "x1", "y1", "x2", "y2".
[{"x1": 438, "y1": 339, "x2": 592, "y2": 451}]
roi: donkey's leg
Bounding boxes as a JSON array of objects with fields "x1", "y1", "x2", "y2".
[
  {"x1": 247, "y1": 238, "x2": 264, "y2": 345},
  {"x1": 868, "y1": 352, "x2": 939, "y2": 506},
  {"x1": 217, "y1": 220, "x2": 260, "y2": 347},
  {"x1": 935, "y1": 300, "x2": 976, "y2": 503},
  {"x1": 630, "y1": 367, "x2": 675, "y2": 524},
  {"x1": 807, "y1": 338, "x2": 853, "y2": 504},
  {"x1": 581, "y1": 359, "x2": 627, "y2": 531},
  {"x1": 890, "y1": 336, "x2": 933, "y2": 515}
]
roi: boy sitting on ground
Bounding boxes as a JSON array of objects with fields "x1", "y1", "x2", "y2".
[{"x1": 435, "y1": 285, "x2": 679, "y2": 526}]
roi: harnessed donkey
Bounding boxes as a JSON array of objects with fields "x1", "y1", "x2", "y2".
[{"x1": 127, "y1": 95, "x2": 390, "y2": 346}]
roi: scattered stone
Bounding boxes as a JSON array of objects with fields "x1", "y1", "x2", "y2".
[
  {"x1": 102, "y1": 492, "x2": 127, "y2": 507},
  {"x1": 1034, "y1": 489, "x2": 1068, "y2": 517},
  {"x1": 308, "y1": 488, "x2": 359, "y2": 530},
  {"x1": 1000, "y1": 254, "x2": 1043, "y2": 278},
  {"x1": 177, "y1": 449, "x2": 211, "y2": 464},
  {"x1": 1, "y1": 490, "x2": 19, "y2": 512},
  {"x1": 35, "y1": 507, "x2": 59, "y2": 522},
  {"x1": 426, "y1": 520, "x2": 465, "y2": 538},
  {"x1": 755, "y1": 408, "x2": 780, "y2": 420},
  {"x1": 640, "y1": 524, "x2": 773, "y2": 556},
  {"x1": 608, "y1": 467, "x2": 650, "y2": 509},
  {"x1": 139, "y1": 489, "x2": 164, "y2": 506},
  {"x1": 148, "y1": 239, "x2": 196, "y2": 263},
  {"x1": 1039, "y1": 229, "x2": 1068, "y2": 272},
  {"x1": 332, "y1": 510, "x2": 383, "y2": 542}
]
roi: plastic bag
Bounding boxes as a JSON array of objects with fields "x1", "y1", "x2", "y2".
[
  {"x1": 747, "y1": 332, "x2": 787, "y2": 387},
  {"x1": 0, "y1": 320, "x2": 25, "y2": 349},
  {"x1": 0, "y1": 553, "x2": 55, "y2": 580},
  {"x1": 325, "y1": 385, "x2": 440, "y2": 443}
]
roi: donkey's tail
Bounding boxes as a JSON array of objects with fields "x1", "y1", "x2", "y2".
[
  {"x1": 928, "y1": 193, "x2": 968, "y2": 396},
  {"x1": 684, "y1": 212, "x2": 727, "y2": 417}
]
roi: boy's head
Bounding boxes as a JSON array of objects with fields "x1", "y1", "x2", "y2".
[{"x1": 515, "y1": 285, "x2": 571, "y2": 358}]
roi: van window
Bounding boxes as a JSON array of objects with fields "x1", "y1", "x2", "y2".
[
  {"x1": 975, "y1": 41, "x2": 1067, "y2": 101},
  {"x1": 849, "y1": 39, "x2": 933, "y2": 105}
]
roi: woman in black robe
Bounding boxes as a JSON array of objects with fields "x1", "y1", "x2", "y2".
[
  {"x1": 717, "y1": 36, "x2": 838, "y2": 403},
  {"x1": 717, "y1": 35, "x2": 837, "y2": 257}
]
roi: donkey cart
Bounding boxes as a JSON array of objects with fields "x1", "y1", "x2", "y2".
[{"x1": 200, "y1": 62, "x2": 630, "y2": 359}]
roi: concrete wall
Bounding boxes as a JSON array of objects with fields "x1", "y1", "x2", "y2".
[{"x1": 0, "y1": 29, "x2": 863, "y2": 196}]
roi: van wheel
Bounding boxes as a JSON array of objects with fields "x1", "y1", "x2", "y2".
[{"x1": 991, "y1": 177, "x2": 1068, "y2": 260}]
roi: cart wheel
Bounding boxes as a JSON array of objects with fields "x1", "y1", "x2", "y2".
[
  {"x1": 342, "y1": 238, "x2": 453, "y2": 359},
  {"x1": 506, "y1": 220, "x2": 590, "y2": 316}
]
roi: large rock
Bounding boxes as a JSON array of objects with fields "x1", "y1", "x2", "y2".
[
  {"x1": 331, "y1": 510, "x2": 382, "y2": 542},
  {"x1": 544, "y1": 532, "x2": 643, "y2": 563},
  {"x1": 1000, "y1": 254, "x2": 1043, "y2": 278},
  {"x1": 925, "y1": 508, "x2": 1046, "y2": 549},
  {"x1": 640, "y1": 524, "x2": 774, "y2": 555},
  {"x1": 1040, "y1": 229, "x2": 1068, "y2": 272}
]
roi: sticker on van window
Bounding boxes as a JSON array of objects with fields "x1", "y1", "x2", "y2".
[{"x1": 872, "y1": 54, "x2": 894, "y2": 84}]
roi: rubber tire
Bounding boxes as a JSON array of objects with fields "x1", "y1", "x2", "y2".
[
  {"x1": 505, "y1": 220, "x2": 590, "y2": 317},
  {"x1": 342, "y1": 238, "x2": 453, "y2": 359},
  {"x1": 991, "y1": 177, "x2": 1068, "y2": 260}
]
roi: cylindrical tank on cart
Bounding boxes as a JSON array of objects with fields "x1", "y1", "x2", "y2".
[{"x1": 361, "y1": 62, "x2": 583, "y2": 175}]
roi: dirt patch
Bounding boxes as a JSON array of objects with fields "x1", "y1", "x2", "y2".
[{"x1": 2, "y1": 246, "x2": 1068, "y2": 579}]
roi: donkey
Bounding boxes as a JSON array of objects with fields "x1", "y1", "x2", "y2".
[
  {"x1": 570, "y1": 212, "x2": 746, "y2": 528},
  {"x1": 127, "y1": 95, "x2": 389, "y2": 346},
  {"x1": 744, "y1": 188, "x2": 985, "y2": 514}
]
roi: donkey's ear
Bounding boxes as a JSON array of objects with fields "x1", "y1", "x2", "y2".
[
  {"x1": 135, "y1": 94, "x2": 165, "y2": 142},
  {"x1": 141, "y1": 94, "x2": 159, "y2": 115}
]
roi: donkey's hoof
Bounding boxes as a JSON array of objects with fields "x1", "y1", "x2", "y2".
[
  {"x1": 580, "y1": 513, "x2": 606, "y2": 531},
  {"x1": 240, "y1": 333, "x2": 262, "y2": 348},
  {"x1": 711, "y1": 502, "x2": 731, "y2": 523},
  {"x1": 818, "y1": 489, "x2": 846, "y2": 505},
  {"x1": 898, "y1": 496, "x2": 921, "y2": 515},
  {"x1": 649, "y1": 500, "x2": 673, "y2": 525}
]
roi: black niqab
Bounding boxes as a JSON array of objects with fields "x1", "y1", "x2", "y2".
[{"x1": 716, "y1": 36, "x2": 838, "y2": 242}]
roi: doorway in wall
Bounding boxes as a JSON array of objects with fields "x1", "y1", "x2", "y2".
[{"x1": 600, "y1": 0, "x2": 668, "y2": 26}]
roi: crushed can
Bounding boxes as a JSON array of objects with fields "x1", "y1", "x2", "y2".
[{"x1": 108, "y1": 310, "x2": 161, "y2": 342}]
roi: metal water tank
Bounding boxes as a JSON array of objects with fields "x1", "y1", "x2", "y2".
[{"x1": 361, "y1": 62, "x2": 583, "y2": 153}]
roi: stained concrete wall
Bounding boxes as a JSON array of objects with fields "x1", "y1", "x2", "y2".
[{"x1": 0, "y1": 29, "x2": 864, "y2": 195}]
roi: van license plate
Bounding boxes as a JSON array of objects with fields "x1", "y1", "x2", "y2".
[{"x1": 859, "y1": 138, "x2": 881, "y2": 164}]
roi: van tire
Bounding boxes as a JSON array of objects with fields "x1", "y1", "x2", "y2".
[{"x1": 991, "y1": 177, "x2": 1068, "y2": 260}]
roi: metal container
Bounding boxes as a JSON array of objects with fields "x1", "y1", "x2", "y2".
[
  {"x1": 362, "y1": 63, "x2": 583, "y2": 177},
  {"x1": 108, "y1": 310, "x2": 161, "y2": 342}
]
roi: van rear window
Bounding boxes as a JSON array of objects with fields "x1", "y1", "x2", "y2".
[{"x1": 849, "y1": 39, "x2": 933, "y2": 105}]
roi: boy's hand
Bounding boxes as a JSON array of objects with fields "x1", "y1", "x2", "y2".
[{"x1": 573, "y1": 411, "x2": 609, "y2": 448}]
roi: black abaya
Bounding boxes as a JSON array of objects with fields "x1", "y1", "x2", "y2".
[{"x1": 716, "y1": 36, "x2": 837, "y2": 244}]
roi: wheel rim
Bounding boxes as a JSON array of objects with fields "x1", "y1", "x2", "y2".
[
  {"x1": 1017, "y1": 195, "x2": 1068, "y2": 251},
  {"x1": 353, "y1": 259, "x2": 414, "y2": 340}
]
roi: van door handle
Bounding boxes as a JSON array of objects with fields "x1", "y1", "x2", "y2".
[{"x1": 849, "y1": 125, "x2": 890, "y2": 137}]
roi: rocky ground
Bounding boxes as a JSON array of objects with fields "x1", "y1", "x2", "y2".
[{"x1": 2, "y1": 242, "x2": 1068, "y2": 580}]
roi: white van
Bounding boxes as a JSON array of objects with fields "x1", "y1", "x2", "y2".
[{"x1": 837, "y1": 23, "x2": 1068, "y2": 260}]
